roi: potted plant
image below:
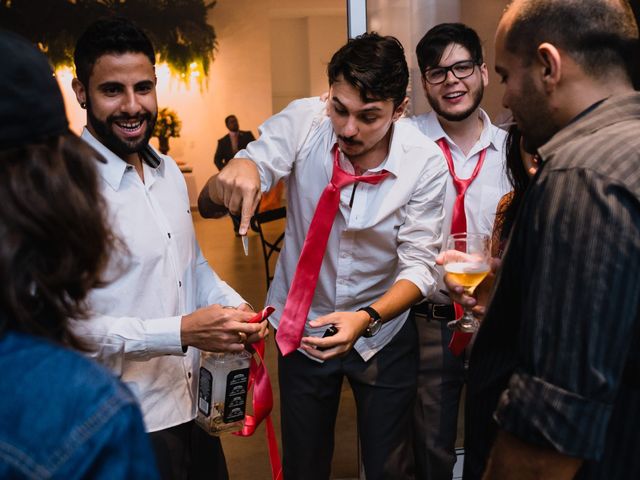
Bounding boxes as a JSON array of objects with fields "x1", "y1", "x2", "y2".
[{"x1": 154, "y1": 107, "x2": 182, "y2": 154}]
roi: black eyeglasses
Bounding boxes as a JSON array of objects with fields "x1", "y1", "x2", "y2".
[{"x1": 424, "y1": 60, "x2": 478, "y2": 85}]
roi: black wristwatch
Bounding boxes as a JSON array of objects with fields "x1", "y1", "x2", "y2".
[{"x1": 357, "y1": 306, "x2": 382, "y2": 338}]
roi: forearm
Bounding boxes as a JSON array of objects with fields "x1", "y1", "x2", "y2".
[
  {"x1": 301, "y1": 279, "x2": 422, "y2": 358},
  {"x1": 483, "y1": 430, "x2": 583, "y2": 480},
  {"x1": 197, "y1": 175, "x2": 228, "y2": 218},
  {"x1": 70, "y1": 313, "x2": 184, "y2": 360},
  {"x1": 369, "y1": 279, "x2": 422, "y2": 324}
]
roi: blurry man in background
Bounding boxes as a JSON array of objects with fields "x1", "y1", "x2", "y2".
[{"x1": 214, "y1": 114, "x2": 255, "y2": 172}]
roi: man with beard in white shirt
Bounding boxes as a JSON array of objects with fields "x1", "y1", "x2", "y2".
[
  {"x1": 406, "y1": 23, "x2": 509, "y2": 480},
  {"x1": 70, "y1": 17, "x2": 267, "y2": 480}
]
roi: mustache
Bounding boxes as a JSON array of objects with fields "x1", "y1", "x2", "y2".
[{"x1": 338, "y1": 135, "x2": 362, "y2": 146}]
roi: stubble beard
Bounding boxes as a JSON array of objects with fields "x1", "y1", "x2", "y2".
[{"x1": 427, "y1": 82, "x2": 484, "y2": 122}]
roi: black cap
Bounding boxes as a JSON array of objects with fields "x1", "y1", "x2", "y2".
[{"x1": 0, "y1": 29, "x2": 69, "y2": 151}]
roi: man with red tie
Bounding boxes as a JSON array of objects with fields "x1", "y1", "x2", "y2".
[
  {"x1": 199, "y1": 33, "x2": 447, "y2": 479},
  {"x1": 406, "y1": 23, "x2": 509, "y2": 480}
]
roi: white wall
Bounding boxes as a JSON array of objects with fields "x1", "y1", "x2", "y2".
[
  {"x1": 461, "y1": 0, "x2": 510, "y2": 120},
  {"x1": 307, "y1": 15, "x2": 348, "y2": 97},
  {"x1": 270, "y1": 17, "x2": 310, "y2": 114}
]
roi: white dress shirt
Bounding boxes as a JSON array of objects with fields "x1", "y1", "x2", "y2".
[
  {"x1": 406, "y1": 109, "x2": 509, "y2": 303},
  {"x1": 237, "y1": 97, "x2": 448, "y2": 361},
  {"x1": 78, "y1": 128, "x2": 245, "y2": 432}
]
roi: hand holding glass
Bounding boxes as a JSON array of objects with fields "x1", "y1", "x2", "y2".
[{"x1": 443, "y1": 233, "x2": 491, "y2": 333}]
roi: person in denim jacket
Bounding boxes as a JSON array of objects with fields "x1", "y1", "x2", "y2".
[{"x1": 0, "y1": 30, "x2": 159, "y2": 479}]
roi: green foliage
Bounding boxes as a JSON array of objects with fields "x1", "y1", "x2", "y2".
[{"x1": 0, "y1": 0, "x2": 217, "y2": 78}]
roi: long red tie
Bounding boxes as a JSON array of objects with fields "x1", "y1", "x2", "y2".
[
  {"x1": 436, "y1": 138, "x2": 487, "y2": 356},
  {"x1": 276, "y1": 145, "x2": 389, "y2": 356}
]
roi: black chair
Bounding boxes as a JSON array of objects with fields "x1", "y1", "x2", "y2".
[{"x1": 250, "y1": 206, "x2": 287, "y2": 288}]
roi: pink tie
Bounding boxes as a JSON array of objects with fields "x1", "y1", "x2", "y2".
[
  {"x1": 276, "y1": 146, "x2": 389, "y2": 356},
  {"x1": 436, "y1": 138, "x2": 487, "y2": 356}
]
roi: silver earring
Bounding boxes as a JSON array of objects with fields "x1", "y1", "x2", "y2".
[{"x1": 80, "y1": 102, "x2": 86, "y2": 109}]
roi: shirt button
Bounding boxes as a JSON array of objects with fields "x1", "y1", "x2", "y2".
[
  {"x1": 188, "y1": 372, "x2": 192, "y2": 379},
  {"x1": 178, "y1": 281, "x2": 182, "y2": 287},
  {"x1": 168, "y1": 232, "x2": 171, "y2": 239}
]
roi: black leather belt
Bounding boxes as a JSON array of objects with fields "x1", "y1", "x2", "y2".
[{"x1": 412, "y1": 302, "x2": 456, "y2": 321}]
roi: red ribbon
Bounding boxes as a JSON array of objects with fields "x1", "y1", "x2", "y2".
[{"x1": 233, "y1": 306, "x2": 282, "y2": 480}]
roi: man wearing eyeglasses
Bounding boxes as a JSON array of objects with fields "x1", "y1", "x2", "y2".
[{"x1": 406, "y1": 23, "x2": 509, "y2": 480}]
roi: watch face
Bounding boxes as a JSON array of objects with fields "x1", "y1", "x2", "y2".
[
  {"x1": 358, "y1": 306, "x2": 382, "y2": 338},
  {"x1": 364, "y1": 318, "x2": 381, "y2": 337}
]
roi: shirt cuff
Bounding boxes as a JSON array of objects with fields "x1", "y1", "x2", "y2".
[
  {"x1": 396, "y1": 268, "x2": 436, "y2": 298},
  {"x1": 494, "y1": 371, "x2": 613, "y2": 460},
  {"x1": 144, "y1": 315, "x2": 185, "y2": 355}
]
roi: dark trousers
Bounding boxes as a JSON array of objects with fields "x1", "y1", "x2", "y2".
[
  {"x1": 278, "y1": 318, "x2": 418, "y2": 480},
  {"x1": 149, "y1": 420, "x2": 229, "y2": 480},
  {"x1": 413, "y1": 314, "x2": 466, "y2": 480}
]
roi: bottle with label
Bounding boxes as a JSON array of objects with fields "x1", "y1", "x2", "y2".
[{"x1": 195, "y1": 350, "x2": 251, "y2": 435}]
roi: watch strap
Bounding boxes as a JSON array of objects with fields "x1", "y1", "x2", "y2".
[{"x1": 357, "y1": 306, "x2": 381, "y2": 322}]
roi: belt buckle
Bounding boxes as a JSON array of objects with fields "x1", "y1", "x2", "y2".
[{"x1": 429, "y1": 303, "x2": 450, "y2": 321}]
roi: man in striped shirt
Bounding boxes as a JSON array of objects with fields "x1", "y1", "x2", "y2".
[{"x1": 446, "y1": 0, "x2": 640, "y2": 478}]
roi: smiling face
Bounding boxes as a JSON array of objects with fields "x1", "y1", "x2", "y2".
[
  {"x1": 327, "y1": 76, "x2": 406, "y2": 167},
  {"x1": 73, "y1": 52, "x2": 157, "y2": 160},
  {"x1": 423, "y1": 43, "x2": 488, "y2": 122}
]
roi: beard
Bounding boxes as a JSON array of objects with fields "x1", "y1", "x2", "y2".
[
  {"x1": 427, "y1": 81, "x2": 484, "y2": 122},
  {"x1": 86, "y1": 97, "x2": 157, "y2": 158},
  {"x1": 513, "y1": 76, "x2": 557, "y2": 153}
]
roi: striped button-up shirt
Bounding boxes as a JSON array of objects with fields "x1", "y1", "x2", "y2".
[{"x1": 468, "y1": 92, "x2": 640, "y2": 479}]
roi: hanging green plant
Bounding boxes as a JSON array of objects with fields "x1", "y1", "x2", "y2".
[{"x1": 0, "y1": 0, "x2": 217, "y2": 80}]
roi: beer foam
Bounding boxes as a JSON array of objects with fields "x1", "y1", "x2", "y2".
[{"x1": 444, "y1": 262, "x2": 490, "y2": 274}]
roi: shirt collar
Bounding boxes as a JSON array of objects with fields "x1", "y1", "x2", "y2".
[
  {"x1": 81, "y1": 127, "x2": 164, "y2": 191},
  {"x1": 538, "y1": 92, "x2": 640, "y2": 162},
  {"x1": 425, "y1": 108, "x2": 502, "y2": 156}
]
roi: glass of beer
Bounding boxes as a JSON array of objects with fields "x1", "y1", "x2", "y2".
[{"x1": 443, "y1": 233, "x2": 491, "y2": 333}]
